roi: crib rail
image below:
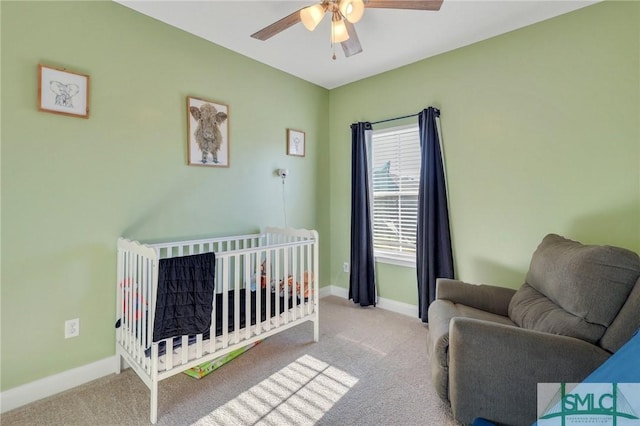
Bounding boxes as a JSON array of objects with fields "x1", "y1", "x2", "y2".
[
  {"x1": 149, "y1": 232, "x2": 264, "y2": 259},
  {"x1": 115, "y1": 227, "x2": 319, "y2": 424}
]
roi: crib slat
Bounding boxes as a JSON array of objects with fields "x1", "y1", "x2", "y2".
[
  {"x1": 133, "y1": 254, "x2": 140, "y2": 361},
  {"x1": 265, "y1": 250, "x2": 271, "y2": 332},
  {"x1": 140, "y1": 253, "x2": 146, "y2": 362},
  {"x1": 150, "y1": 255, "x2": 159, "y2": 373},
  {"x1": 120, "y1": 251, "x2": 127, "y2": 351},
  {"x1": 292, "y1": 246, "x2": 298, "y2": 321},
  {"x1": 255, "y1": 252, "x2": 261, "y2": 337},
  {"x1": 121, "y1": 251, "x2": 128, "y2": 351},
  {"x1": 144, "y1": 257, "x2": 152, "y2": 370},
  {"x1": 283, "y1": 250, "x2": 289, "y2": 324},
  {"x1": 244, "y1": 255, "x2": 251, "y2": 341},
  {"x1": 306, "y1": 243, "x2": 311, "y2": 316},
  {"x1": 181, "y1": 335, "x2": 188, "y2": 365},
  {"x1": 222, "y1": 256, "x2": 229, "y2": 348},
  {"x1": 136, "y1": 257, "x2": 143, "y2": 362},
  {"x1": 128, "y1": 252, "x2": 135, "y2": 356},
  {"x1": 116, "y1": 251, "x2": 123, "y2": 363},
  {"x1": 195, "y1": 334, "x2": 203, "y2": 360},
  {"x1": 164, "y1": 338, "x2": 173, "y2": 371},
  {"x1": 274, "y1": 248, "x2": 281, "y2": 328},
  {"x1": 210, "y1": 291, "x2": 217, "y2": 355},
  {"x1": 139, "y1": 254, "x2": 146, "y2": 365},
  {"x1": 233, "y1": 255, "x2": 240, "y2": 345}
]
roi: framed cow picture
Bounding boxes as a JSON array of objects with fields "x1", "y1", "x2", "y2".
[{"x1": 187, "y1": 96, "x2": 229, "y2": 167}]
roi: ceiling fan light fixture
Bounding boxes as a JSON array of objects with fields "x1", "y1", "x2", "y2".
[
  {"x1": 331, "y1": 16, "x2": 349, "y2": 43},
  {"x1": 300, "y1": 4, "x2": 325, "y2": 31},
  {"x1": 339, "y1": 0, "x2": 365, "y2": 23}
]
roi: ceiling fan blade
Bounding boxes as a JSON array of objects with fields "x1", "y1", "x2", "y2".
[
  {"x1": 250, "y1": 8, "x2": 304, "y2": 40},
  {"x1": 365, "y1": 0, "x2": 443, "y2": 11},
  {"x1": 341, "y1": 21, "x2": 363, "y2": 57}
]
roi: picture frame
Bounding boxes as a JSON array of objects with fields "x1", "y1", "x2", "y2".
[
  {"x1": 38, "y1": 64, "x2": 90, "y2": 118},
  {"x1": 287, "y1": 128, "x2": 305, "y2": 157},
  {"x1": 187, "y1": 96, "x2": 230, "y2": 167}
]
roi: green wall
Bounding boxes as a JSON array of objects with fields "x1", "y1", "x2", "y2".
[
  {"x1": 0, "y1": 1, "x2": 329, "y2": 391},
  {"x1": 328, "y1": 1, "x2": 640, "y2": 304}
]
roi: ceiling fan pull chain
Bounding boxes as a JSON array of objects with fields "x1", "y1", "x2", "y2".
[{"x1": 331, "y1": 15, "x2": 337, "y2": 60}]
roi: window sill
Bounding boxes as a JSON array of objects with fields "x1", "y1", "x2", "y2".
[{"x1": 374, "y1": 253, "x2": 416, "y2": 268}]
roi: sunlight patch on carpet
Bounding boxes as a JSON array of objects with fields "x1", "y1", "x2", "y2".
[{"x1": 192, "y1": 354, "x2": 358, "y2": 425}]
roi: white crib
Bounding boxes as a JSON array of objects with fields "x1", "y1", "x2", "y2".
[{"x1": 115, "y1": 227, "x2": 319, "y2": 424}]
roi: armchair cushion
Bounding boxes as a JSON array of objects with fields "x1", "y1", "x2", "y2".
[
  {"x1": 508, "y1": 282, "x2": 605, "y2": 344},
  {"x1": 509, "y1": 234, "x2": 640, "y2": 343}
]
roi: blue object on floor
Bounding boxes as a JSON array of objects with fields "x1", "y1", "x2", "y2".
[{"x1": 472, "y1": 418, "x2": 496, "y2": 426}]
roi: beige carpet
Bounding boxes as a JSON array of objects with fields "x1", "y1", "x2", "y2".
[{"x1": 1, "y1": 296, "x2": 459, "y2": 426}]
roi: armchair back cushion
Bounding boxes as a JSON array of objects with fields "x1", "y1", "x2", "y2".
[{"x1": 509, "y1": 234, "x2": 640, "y2": 345}]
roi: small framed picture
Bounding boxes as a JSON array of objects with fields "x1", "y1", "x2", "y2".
[
  {"x1": 38, "y1": 64, "x2": 90, "y2": 118},
  {"x1": 287, "y1": 129, "x2": 305, "y2": 157},
  {"x1": 187, "y1": 96, "x2": 230, "y2": 167}
]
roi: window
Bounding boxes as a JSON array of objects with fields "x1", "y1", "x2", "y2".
[{"x1": 370, "y1": 124, "x2": 421, "y2": 266}]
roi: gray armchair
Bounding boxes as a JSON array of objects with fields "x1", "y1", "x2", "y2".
[{"x1": 427, "y1": 234, "x2": 640, "y2": 426}]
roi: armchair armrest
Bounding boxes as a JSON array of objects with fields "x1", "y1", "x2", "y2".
[
  {"x1": 436, "y1": 278, "x2": 516, "y2": 317},
  {"x1": 448, "y1": 317, "x2": 611, "y2": 426}
]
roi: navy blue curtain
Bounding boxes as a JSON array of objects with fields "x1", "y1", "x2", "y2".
[
  {"x1": 349, "y1": 122, "x2": 376, "y2": 307},
  {"x1": 417, "y1": 108, "x2": 454, "y2": 322}
]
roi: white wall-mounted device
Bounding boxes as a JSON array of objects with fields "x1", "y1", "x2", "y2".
[{"x1": 277, "y1": 168, "x2": 289, "y2": 178}]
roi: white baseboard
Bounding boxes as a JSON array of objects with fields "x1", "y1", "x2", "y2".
[
  {"x1": 319, "y1": 285, "x2": 418, "y2": 318},
  {"x1": 377, "y1": 296, "x2": 419, "y2": 318},
  {"x1": 319, "y1": 284, "x2": 347, "y2": 299},
  {"x1": 3, "y1": 289, "x2": 417, "y2": 413},
  {"x1": 0, "y1": 356, "x2": 116, "y2": 414}
]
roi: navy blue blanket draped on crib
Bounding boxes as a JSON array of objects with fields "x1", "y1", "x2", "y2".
[{"x1": 153, "y1": 252, "x2": 217, "y2": 342}]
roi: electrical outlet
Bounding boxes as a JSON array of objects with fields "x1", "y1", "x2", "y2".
[
  {"x1": 65, "y1": 318, "x2": 80, "y2": 339},
  {"x1": 343, "y1": 262, "x2": 350, "y2": 273}
]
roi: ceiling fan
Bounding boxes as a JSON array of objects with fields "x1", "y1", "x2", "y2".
[{"x1": 251, "y1": 0, "x2": 444, "y2": 59}]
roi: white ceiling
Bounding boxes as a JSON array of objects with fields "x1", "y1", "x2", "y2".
[{"x1": 115, "y1": 0, "x2": 598, "y2": 89}]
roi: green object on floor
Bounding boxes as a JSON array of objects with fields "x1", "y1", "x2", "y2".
[{"x1": 183, "y1": 340, "x2": 262, "y2": 379}]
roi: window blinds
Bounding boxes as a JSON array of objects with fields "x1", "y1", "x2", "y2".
[{"x1": 370, "y1": 125, "x2": 420, "y2": 257}]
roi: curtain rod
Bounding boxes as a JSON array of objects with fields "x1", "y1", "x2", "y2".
[
  {"x1": 370, "y1": 108, "x2": 440, "y2": 126},
  {"x1": 370, "y1": 112, "x2": 419, "y2": 125}
]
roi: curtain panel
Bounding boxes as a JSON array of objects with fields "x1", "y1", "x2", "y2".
[
  {"x1": 416, "y1": 108, "x2": 454, "y2": 322},
  {"x1": 349, "y1": 122, "x2": 377, "y2": 307}
]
